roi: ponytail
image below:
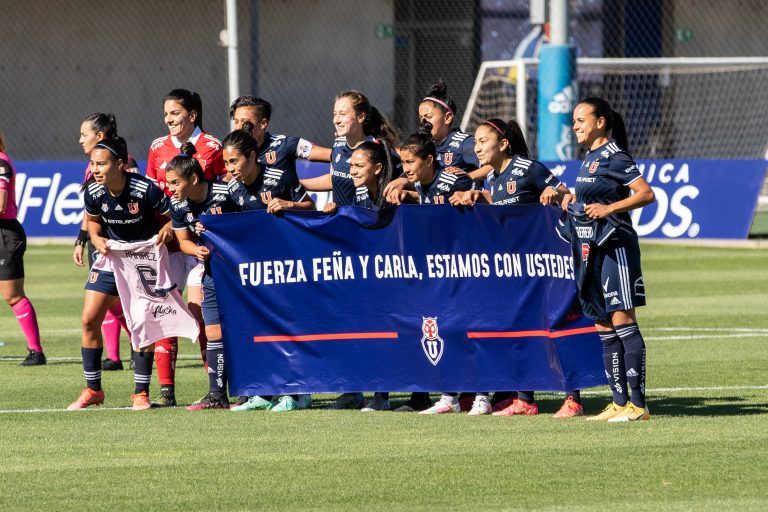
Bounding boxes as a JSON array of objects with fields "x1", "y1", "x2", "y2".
[
  {"x1": 579, "y1": 97, "x2": 629, "y2": 150},
  {"x1": 83, "y1": 113, "x2": 118, "y2": 139},
  {"x1": 94, "y1": 136, "x2": 128, "y2": 163},
  {"x1": 354, "y1": 140, "x2": 393, "y2": 209},
  {"x1": 483, "y1": 118, "x2": 530, "y2": 158},
  {"x1": 336, "y1": 90, "x2": 399, "y2": 147}
]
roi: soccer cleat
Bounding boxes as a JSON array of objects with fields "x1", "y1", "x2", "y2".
[
  {"x1": 101, "y1": 358, "x2": 124, "y2": 371},
  {"x1": 19, "y1": 350, "x2": 46, "y2": 366},
  {"x1": 131, "y1": 391, "x2": 151, "y2": 411},
  {"x1": 151, "y1": 388, "x2": 177, "y2": 408},
  {"x1": 361, "y1": 393, "x2": 391, "y2": 412},
  {"x1": 233, "y1": 396, "x2": 250, "y2": 407},
  {"x1": 419, "y1": 397, "x2": 460, "y2": 415},
  {"x1": 271, "y1": 395, "x2": 298, "y2": 412},
  {"x1": 467, "y1": 395, "x2": 492, "y2": 416},
  {"x1": 491, "y1": 397, "x2": 516, "y2": 413},
  {"x1": 586, "y1": 402, "x2": 628, "y2": 421},
  {"x1": 185, "y1": 392, "x2": 230, "y2": 410},
  {"x1": 393, "y1": 393, "x2": 433, "y2": 412},
  {"x1": 230, "y1": 395, "x2": 274, "y2": 412},
  {"x1": 328, "y1": 392, "x2": 366, "y2": 410},
  {"x1": 296, "y1": 394, "x2": 312, "y2": 410},
  {"x1": 607, "y1": 403, "x2": 651, "y2": 422},
  {"x1": 553, "y1": 397, "x2": 584, "y2": 418},
  {"x1": 67, "y1": 388, "x2": 105, "y2": 410},
  {"x1": 492, "y1": 399, "x2": 539, "y2": 416}
]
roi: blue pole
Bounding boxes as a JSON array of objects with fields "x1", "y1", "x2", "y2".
[{"x1": 536, "y1": 44, "x2": 577, "y2": 160}]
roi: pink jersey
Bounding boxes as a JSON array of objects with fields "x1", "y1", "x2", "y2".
[
  {"x1": 0, "y1": 151, "x2": 19, "y2": 220},
  {"x1": 92, "y1": 238, "x2": 199, "y2": 349},
  {"x1": 146, "y1": 127, "x2": 225, "y2": 197}
]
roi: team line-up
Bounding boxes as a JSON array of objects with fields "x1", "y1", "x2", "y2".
[{"x1": 0, "y1": 78, "x2": 655, "y2": 421}]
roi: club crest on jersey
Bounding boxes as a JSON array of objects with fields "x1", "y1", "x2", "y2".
[
  {"x1": 88, "y1": 271, "x2": 99, "y2": 283},
  {"x1": 506, "y1": 181, "x2": 517, "y2": 194},
  {"x1": 260, "y1": 191, "x2": 273, "y2": 203},
  {"x1": 265, "y1": 151, "x2": 277, "y2": 164},
  {"x1": 443, "y1": 152, "x2": 453, "y2": 165},
  {"x1": 128, "y1": 202, "x2": 140, "y2": 214},
  {"x1": 589, "y1": 161, "x2": 599, "y2": 173},
  {"x1": 581, "y1": 243, "x2": 590, "y2": 262},
  {"x1": 420, "y1": 317, "x2": 444, "y2": 366}
]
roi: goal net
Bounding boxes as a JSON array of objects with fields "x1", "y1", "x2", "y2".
[{"x1": 461, "y1": 57, "x2": 768, "y2": 161}]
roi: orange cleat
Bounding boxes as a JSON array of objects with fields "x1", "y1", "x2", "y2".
[
  {"x1": 67, "y1": 388, "x2": 105, "y2": 410},
  {"x1": 553, "y1": 397, "x2": 584, "y2": 418},
  {"x1": 492, "y1": 399, "x2": 539, "y2": 416},
  {"x1": 131, "y1": 391, "x2": 151, "y2": 411},
  {"x1": 491, "y1": 397, "x2": 516, "y2": 413}
]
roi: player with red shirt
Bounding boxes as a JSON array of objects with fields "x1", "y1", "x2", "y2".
[{"x1": 146, "y1": 89, "x2": 224, "y2": 407}]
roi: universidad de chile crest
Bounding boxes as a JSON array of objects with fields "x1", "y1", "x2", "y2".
[{"x1": 421, "y1": 317, "x2": 444, "y2": 366}]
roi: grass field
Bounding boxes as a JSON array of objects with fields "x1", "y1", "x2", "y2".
[{"x1": 1, "y1": 244, "x2": 767, "y2": 511}]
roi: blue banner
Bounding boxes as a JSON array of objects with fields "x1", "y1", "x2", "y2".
[
  {"x1": 548, "y1": 159, "x2": 767, "y2": 239},
  {"x1": 12, "y1": 159, "x2": 765, "y2": 239},
  {"x1": 201, "y1": 205, "x2": 605, "y2": 397}
]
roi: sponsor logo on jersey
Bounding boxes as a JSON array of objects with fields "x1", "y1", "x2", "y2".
[
  {"x1": 506, "y1": 181, "x2": 517, "y2": 194},
  {"x1": 449, "y1": 140, "x2": 461, "y2": 148},
  {"x1": 265, "y1": 151, "x2": 277, "y2": 164},
  {"x1": 205, "y1": 140, "x2": 221, "y2": 151},
  {"x1": 130, "y1": 189, "x2": 144, "y2": 198},
  {"x1": 589, "y1": 161, "x2": 599, "y2": 174},
  {"x1": 128, "y1": 202, "x2": 140, "y2": 214},
  {"x1": 610, "y1": 296, "x2": 621, "y2": 306},
  {"x1": 601, "y1": 150, "x2": 610, "y2": 158},
  {"x1": 581, "y1": 243, "x2": 590, "y2": 262},
  {"x1": 114, "y1": 204, "x2": 123, "y2": 211},
  {"x1": 212, "y1": 194, "x2": 227, "y2": 202},
  {"x1": 436, "y1": 183, "x2": 451, "y2": 192},
  {"x1": 264, "y1": 178, "x2": 279, "y2": 186},
  {"x1": 443, "y1": 152, "x2": 453, "y2": 165},
  {"x1": 151, "y1": 305, "x2": 177, "y2": 318},
  {"x1": 420, "y1": 316, "x2": 444, "y2": 366}
]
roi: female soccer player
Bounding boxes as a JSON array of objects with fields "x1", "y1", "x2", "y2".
[
  {"x1": 302, "y1": 90, "x2": 400, "y2": 209},
  {"x1": 0, "y1": 130, "x2": 45, "y2": 366},
  {"x1": 146, "y1": 89, "x2": 224, "y2": 406},
  {"x1": 192, "y1": 127, "x2": 314, "y2": 411},
  {"x1": 323, "y1": 140, "x2": 393, "y2": 213},
  {"x1": 562, "y1": 97, "x2": 655, "y2": 422},
  {"x1": 388, "y1": 132, "x2": 472, "y2": 206},
  {"x1": 67, "y1": 137, "x2": 173, "y2": 410},
  {"x1": 450, "y1": 119, "x2": 583, "y2": 418},
  {"x1": 322, "y1": 140, "x2": 395, "y2": 411},
  {"x1": 74, "y1": 113, "x2": 135, "y2": 371}
]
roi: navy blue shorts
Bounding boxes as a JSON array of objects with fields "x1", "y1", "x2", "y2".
[
  {"x1": 599, "y1": 239, "x2": 646, "y2": 315},
  {"x1": 85, "y1": 268, "x2": 119, "y2": 296},
  {"x1": 201, "y1": 272, "x2": 220, "y2": 326}
]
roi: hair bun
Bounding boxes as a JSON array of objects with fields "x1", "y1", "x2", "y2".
[
  {"x1": 426, "y1": 78, "x2": 448, "y2": 98},
  {"x1": 180, "y1": 141, "x2": 196, "y2": 157}
]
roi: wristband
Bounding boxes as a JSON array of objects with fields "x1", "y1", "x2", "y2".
[{"x1": 75, "y1": 229, "x2": 88, "y2": 247}]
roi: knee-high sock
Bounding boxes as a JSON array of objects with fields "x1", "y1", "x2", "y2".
[
  {"x1": 109, "y1": 301, "x2": 130, "y2": 334},
  {"x1": 616, "y1": 323, "x2": 647, "y2": 408},
  {"x1": 82, "y1": 347, "x2": 103, "y2": 391},
  {"x1": 155, "y1": 337, "x2": 177, "y2": 387},
  {"x1": 12, "y1": 298, "x2": 42, "y2": 352},
  {"x1": 206, "y1": 340, "x2": 226, "y2": 394},
  {"x1": 102, "y1": 311, "x2": 122, "y2": 362},
  {"x1": 599, "y1": 330, "x2": 628, "y2": 406},
  {"x1": 133, "y1": 351, "x2": 155, "y2": 394}
]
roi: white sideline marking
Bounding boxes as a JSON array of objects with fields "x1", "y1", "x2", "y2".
[
  {"x1": 0, "y1": 386, "x2": 766, "y2": 414},
  {"x1": 647, "y1": 333, "x2": 768, "y2": 341}
]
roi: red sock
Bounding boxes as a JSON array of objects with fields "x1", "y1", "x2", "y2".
[
  {"x1": 102, "y1": 311, "x2": 121, "y2": 362},
  {"x1": 155, "y1": 337, "x2": 177, "y2": 386},
  {"x1": 12, "y1": 297, "x2": 42, "y2": 352}
]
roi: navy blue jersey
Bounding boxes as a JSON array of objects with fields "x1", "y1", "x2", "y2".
[
  {"x1": 228, "y1": 166, "x2": 309, "y2": 211},
  {"x1": 435, "y1": 129, "x2": 480, "y2": 172},
  {"x1": 257, "y1": 132, "x2": 313, "y2": 176},
  {"x1": 170, "y1": 181, "x2": 239, "y2": 232},
  {"x1": 331, "y1": 136, "x2": 402, "y2": 207},
  {"x1": 414, "y1": 167, "x2": 473, "y2": 204},
  {"x1": 487, "y1": 155, "x2": 561, "y2": 205},
  {"x1": 574, "y1": 140, "x2": 642, "y2": 237},
  {"x1": 354, "y1": 185, "x2": 376, "y2": 209},
  {"x1": 84, "y1": 174, "x2": 170, "y2": 242}
]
